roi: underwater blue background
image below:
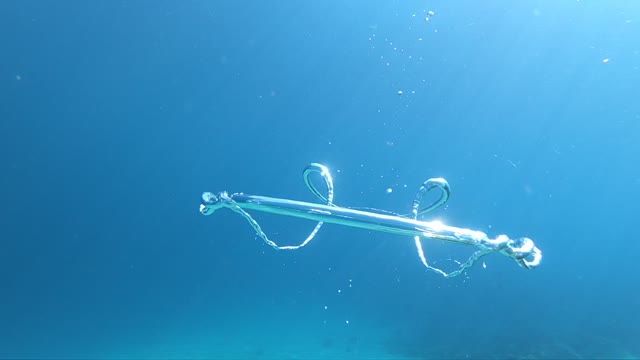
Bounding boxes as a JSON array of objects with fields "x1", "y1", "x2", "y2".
[{"x1": 1, "y1": 0, "x2": 639, "y2": 358}]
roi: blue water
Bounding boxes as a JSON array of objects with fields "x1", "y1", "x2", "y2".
[{"x1": 1, "y1": 0, "x2": 639, "y2": 359}]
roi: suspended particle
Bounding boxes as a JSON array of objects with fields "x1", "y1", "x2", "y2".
[
  {"x1": 425, "y1": 10, "x2": 435, "y2": 22},
  {"x1": 397, "y1": 90, "x2": 403, "y2": 95}
]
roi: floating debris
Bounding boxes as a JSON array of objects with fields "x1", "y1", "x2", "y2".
[{"x1": 425, "y1": 10, "x2": 435, "y2": 22}]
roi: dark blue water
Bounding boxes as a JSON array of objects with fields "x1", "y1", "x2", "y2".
[{"x1": 2, "y1": 1, "x2": 639, "y2": 358}]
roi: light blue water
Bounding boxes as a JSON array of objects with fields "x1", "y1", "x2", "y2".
[{"x1": 1, "y1": 1, "x2": 639, "y2": 358}]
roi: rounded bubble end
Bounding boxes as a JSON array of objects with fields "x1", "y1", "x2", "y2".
[
  {"x1": 199, "y1": 204, "x2": 215, "y2": 215},
  {"x1": 200, "y1": 192, "x2": 222, "y2": 216},
  {"x1": 201, "y1": 192, "x2": 219, "y2": 204}
]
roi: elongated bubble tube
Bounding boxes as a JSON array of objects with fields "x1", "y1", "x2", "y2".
[{"x1": 199, "y1": 163, "x2": 542, "y2": 278}]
